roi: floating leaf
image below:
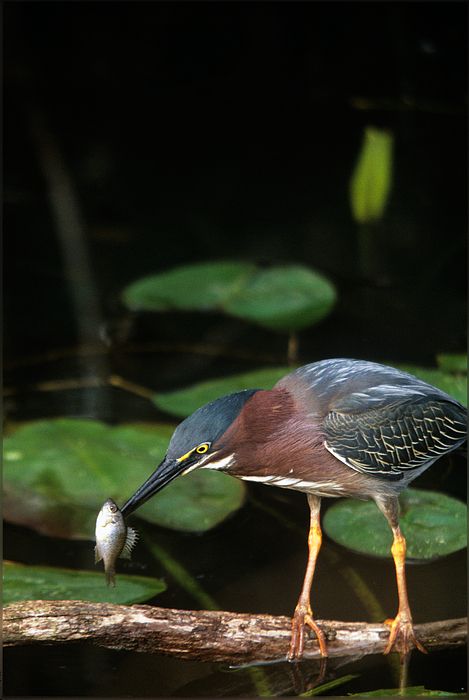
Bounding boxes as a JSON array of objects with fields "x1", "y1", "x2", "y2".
[
  {"x1": 223, "y1": 265, "x2": 336, "y2": 332},
  {"x1": 323, "y1": 489, "x2": 467, "y2": 560},
  {"x1": 436, "y1": 353, "x2": 467, "y2": 374},
  {"x1": 3, "y1": 561, "x2": 166, "y2": 605},
  {"x1": 122, "y1": 261, "x2": 337, "y2": 333},
  {"x1": 351, "y1": 687, "x2": 465, "y2": 697},
  {"x1": 3, "y1": 419, "x2": 245, "y2": 538},
  {"x1": 350, "y1": 126, "x2": 394, "y2": 224},
  {"x1": 122, "y1": 261, "x2": 255, "y2": 312},
  {"x1": 153, "y1": 366, "x2": 291, "y2": 418},
  {"x1": 392, "y1": 363, "x2": 467, "y2": 406},
  {"x1": 139, "y1": 468, "x2": 245, "y2": 533}
]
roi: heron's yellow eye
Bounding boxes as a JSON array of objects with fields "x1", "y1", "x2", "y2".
[{"x1": 196, "y1": 443, "x2": 210, "y2": 454}]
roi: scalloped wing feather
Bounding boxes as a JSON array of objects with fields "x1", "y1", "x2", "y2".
[{"x1": 324, "y1": 397, "x2": 466, "y2": 480}]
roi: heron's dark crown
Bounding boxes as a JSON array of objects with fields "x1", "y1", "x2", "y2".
[{"x1": 166, "y1": 389, "x2": 260, "y2": 460}]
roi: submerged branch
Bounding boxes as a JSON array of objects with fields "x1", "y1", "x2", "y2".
[{"x1": 4, "y1": 601, "x2": 466, "y2": 663}]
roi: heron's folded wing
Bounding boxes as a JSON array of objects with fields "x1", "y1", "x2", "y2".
[{"x1": 323, "y1": 392, "x2": 466, "y2": 480}]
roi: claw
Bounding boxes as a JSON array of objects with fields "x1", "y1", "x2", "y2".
[
  {"x1": 288, "y1": 608, "x2": 328, "y2": 661},
  {"x1": 383, "y1": 614, "x2": 428, "y2": 655}
]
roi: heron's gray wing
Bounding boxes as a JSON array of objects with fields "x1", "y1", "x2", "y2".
[{"x1": 323, "y1": 391, "x2": 467, "y2": 480}]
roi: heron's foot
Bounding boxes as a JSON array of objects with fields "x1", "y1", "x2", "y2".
[
  {"x1": 383, "y1": 614, "x2": 427, "y2": 655},
  {"x1": 288, "y1": 607, "x2": 328, "y2": 661}
]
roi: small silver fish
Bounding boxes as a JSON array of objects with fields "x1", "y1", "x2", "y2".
[{"x1": 95, "y1": 498, "x2": 138, "y2": 586}]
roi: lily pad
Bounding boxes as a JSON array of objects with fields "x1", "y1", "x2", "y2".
[
  {"x1": 223, "y1": 265, "x2": 337, "y2": 332},
  {"x1": 122, "y1": 261, "x2": 337, "y2": 333},
  {"x1": 3, "y1": 419, "x2": 245, "y2": 538},
  {"x1": 122, "y1": 261, "x2": 255, "y2": 312},
  {"x1": 3, "y1": 561, "x2": 166, "y2": 605},
  {"x1": 153, "y1": 366, "x2": 291, "y2": 418},
  {"x1": 323, "y1": 489, "x2": 467, "y2": 560},
  {"x1": 392, "y1": 363, "x2": 467, "y2": 406},
  {"x1": 139, "y1": 468, "x2": 245, "y2": 533}
]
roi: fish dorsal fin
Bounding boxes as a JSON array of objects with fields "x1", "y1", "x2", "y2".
[
  {"x1": 94, "y1": 545, "x2": 103, "y2": 564},
  {"x1": 120, "y1": 526, "x2": 139, "y2": 560}
]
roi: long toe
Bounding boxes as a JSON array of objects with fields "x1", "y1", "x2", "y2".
[
  {"x1": 383, "y1": 615, "x2": 427, "y2": 655},
  {"x1": 288, "y1": 611, "x2": 328, "y2": 661},
  {"x1": 288, "y1": 612, "x2": 306, "y2": 660}
]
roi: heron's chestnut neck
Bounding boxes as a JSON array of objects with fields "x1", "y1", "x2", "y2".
[{"x1": 215, "y1": 388, "x2": 299, "y2": 450}]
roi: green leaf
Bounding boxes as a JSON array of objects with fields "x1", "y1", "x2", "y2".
[
  {"x1": 350, "y1": 687, "x2": 465, "y2": 697},
  {"x1": 391, "y1": 363, "x2": 467, "y2": 406},
  {"x1": 323, "y1": 489, "x2": 467, "y2": 560},
  {"x1": 3, "y1": 561, "x2": 166, "y2": 605},
  {"x1": 122, "y1": 261, "x2": 337, "y2": 333},
  {"x1": 139, "y1": 468, "x2": 245, "y2": 533},
  {"x1": 3, "y1": 419, "x2": 245, "y2": 538},
  {"x1": 153, "y1": 366, "x2": 291, "y2": 418},
  {"x1": 122, "y1": 261, "x2": 256, "y2": 312},
  {"x1": 350, "y1": 126, "x2": 394, "y2": 224},
  {"x1": 223, "y1": 265, "x2": 337, "y2": 332},
  {"x1": 436, "y1": 353, "x2": 467, "y2": 374}
]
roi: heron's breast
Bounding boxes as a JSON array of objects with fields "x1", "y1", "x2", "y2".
[{"x1": 229, "y1": 428, "x2": 401, "y2": 500}]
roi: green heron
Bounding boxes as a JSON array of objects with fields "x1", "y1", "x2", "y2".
[{"x1": 121, "y1": 358, "x2": 467, "y2": 659}]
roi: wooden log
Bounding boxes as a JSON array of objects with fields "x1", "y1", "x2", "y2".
[{"x1": 4, "y1": 601, "x2": 466, "y2": 663}]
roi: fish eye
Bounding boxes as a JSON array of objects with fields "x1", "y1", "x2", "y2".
[
  {"x1": 196, "y1": 442, "x2": 210, "y2": 454},
  {"x1": 109, "y1": 503, "x2": 117, "y2": 512}
]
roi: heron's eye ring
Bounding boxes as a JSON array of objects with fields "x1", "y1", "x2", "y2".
[{"x1": 196, "y1": 443, "x2": 210, "y2": 454}]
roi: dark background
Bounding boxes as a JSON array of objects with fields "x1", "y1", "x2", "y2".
[
  {"x1": 4, "y1": 2, "x2": 467, "y2": 697},
  {"x1": 5, "y1": 1, "x2": 467, "y2": 367}
]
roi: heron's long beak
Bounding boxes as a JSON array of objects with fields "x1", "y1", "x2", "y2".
[{"x1": 120, "y1": 455, "x2": 187, "y2": 517}]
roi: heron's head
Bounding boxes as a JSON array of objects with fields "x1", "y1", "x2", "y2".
[{"x1": 121, "y1": 389, "x2": 259, "y2": 516}]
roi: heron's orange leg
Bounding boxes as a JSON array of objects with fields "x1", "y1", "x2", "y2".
[
  {"x1": 384, "y1": 525, "x2": 427, "y2": 655},
  {"x1": 288, "y1": 494, "x2": 328, "y2": 661}
]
